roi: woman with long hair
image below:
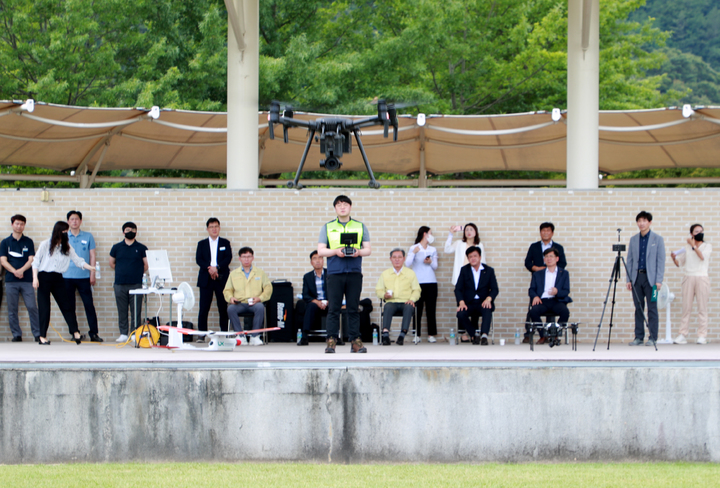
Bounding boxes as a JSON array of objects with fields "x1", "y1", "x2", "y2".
[
  {"x1": 405, "y1": 226, "x2": 439, "y2": 342},
  {"x1": 32, "y1": 221, "x2": 95, "y2": 345},
  {"x1": 445, "y1": 223, "x2": 486, "y2": 342}
]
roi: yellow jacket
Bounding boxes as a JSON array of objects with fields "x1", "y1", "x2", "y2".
[
  {"x1": 223, "y1": 267, "x2": 273, "y2": 303},
  {"x1": 376, "y1": 267, "x2": 421, "y2": 303}
]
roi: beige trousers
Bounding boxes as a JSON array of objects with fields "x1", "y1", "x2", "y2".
[{"x1": 679, "y1": 275, "x2": 710, "y2": 338}]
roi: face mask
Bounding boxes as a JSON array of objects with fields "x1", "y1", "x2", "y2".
[
  {"x1": 426, "y1": 234, "x2": 435, "y2": 244},
  {"x1": 694, "y1": 233, "x2": 704, "y2": 242},
  {"x1": 125, "y1": 231, "x2": 136, "y2": 240}
]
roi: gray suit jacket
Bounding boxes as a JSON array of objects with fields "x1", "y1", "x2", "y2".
[{"x1": 626, "y1": 230, "x2": 665, "y2": 285}]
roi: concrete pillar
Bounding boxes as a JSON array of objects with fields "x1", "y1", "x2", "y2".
[
  {"x1": 566, "y1": 0, "x2": 599, "y2": 189},
  {"x1": 226, "y1": 0, "x2": 259, "y2": 189}
]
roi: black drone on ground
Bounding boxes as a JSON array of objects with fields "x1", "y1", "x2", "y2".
[{"x1": 267, "y1": 100, "x2": 399, "y2": 189}]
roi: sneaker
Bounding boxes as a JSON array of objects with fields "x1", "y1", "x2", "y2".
[
  {"x1": 645, "y1": 338, "x2": 656, "y2": 347},
  {"x1": 381, "y1": 334, "x2": 391, "y2": 346},
  {"x1": 697, "y1": 337, "x2": 708, "y2": 345},
  {"x1": 628, "y1": 338, "x2": 644, "y2": 346},
  {"x1": 673, "y1": 334, "x2": 687, "y2": 344},
  {"x1": 428, "y1": 336, "x2": 437, "y2": 343},
  {"x1": 472, "y1": 335, "x2": 480, "y2": 345},
  {"x1": 412, "y1": 335, "x2": 421, "y2": 344},
  {"x1": 298, "y1": 337, "x2": 309, "y2": 346},
  {"x1": 481, "y1": 334, "x2": 489, "y2": 346},
  {"x1": 350, "y1": 338, "x2": 367, "y2": 353},
  {"x1": 89, "y1": 334, "x2": 104, "y2": 343},
  {"x1": 115, "y1": 334, "x2": 129, "y2": 343},
  {"x1": 249, "y1": 336, "x2": 263, "y2": 346},
  {"x1": 11, "y1": 336, "x2": 22, "y2": 342},
  {"x1": 396, "y1": 335, "x2": 405, "y2": 346},
  {"x1": 325, "y1": 337, "x2": 337, "y2": 353}
]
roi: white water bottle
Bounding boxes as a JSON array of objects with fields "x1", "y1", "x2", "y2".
[
  {"x1": 297, "y1": 329, "x2": 302, "y2": 344},
  {"x1": 142, "y1": 274, "x2": 148, "y2": 289},
  {"x1": 449, "y1": 329, "x2": 456, "y2": 346},
  {"x1": 372, "y1": 328, "x2": 379, "y2": 345},
  {"x1": 94, "y1": 263, "x2": 101, "y2": 279},
  {"x1": 515, "y1": 328, "x2": 521, "y2": 345}
]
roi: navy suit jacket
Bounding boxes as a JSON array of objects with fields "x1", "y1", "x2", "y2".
[
  {"x1": 524, "y1": 241, "x2": 567, "y2": 272},
  {"x1": 302, "y1": 269, "x2": 327, "y2": 303},
  {"x1": 529, "y1": 267, "x2": 572, "y2": 303},
  {"x1": 454, "y1": 264, "x2": 499, "y2": 309},
  {"x1": 195, "y1": 237, "x2": 232, "y2": 288}
]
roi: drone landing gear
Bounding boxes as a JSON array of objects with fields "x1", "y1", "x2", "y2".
[{"x1": 286, "y1": 129, "x2": 381, "y2": 190}]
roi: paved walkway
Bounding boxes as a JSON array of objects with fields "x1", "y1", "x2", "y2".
[{"x1": 1, "y1": 335, "x2": 718, "y2": 365}]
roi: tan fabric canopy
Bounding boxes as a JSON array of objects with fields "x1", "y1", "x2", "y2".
[{"x1": 1, "y1": 100, "x2": 719, "y2": 176}]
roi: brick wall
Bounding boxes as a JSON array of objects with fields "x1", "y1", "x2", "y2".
[{"x1": 0, "y1": 187, "x2": 717, "y2": 344}]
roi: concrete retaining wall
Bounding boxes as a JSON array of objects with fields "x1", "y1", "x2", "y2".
[{"x1": 1, "y1": 364, "x2": 718, "y2": 463}]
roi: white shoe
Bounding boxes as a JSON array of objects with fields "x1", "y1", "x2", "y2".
[
  {"x1": 116, "y1": 334, "x2": 129, "y2": 343},
  {"x1": 697, "y1": 337, "x2": 708, "y2": 344},
  {"x1": 428, "y1": 336, "x2": 437, "y2": 343},
  {"x1": 413, "y1": 336, "x2": 422, "y2": 344},
  {"x1": 673, "y1": 334, "x2": 687, "y2": 344},
  {"x1": 250, "y1": 336, "x2": 263, "y2": 346}
]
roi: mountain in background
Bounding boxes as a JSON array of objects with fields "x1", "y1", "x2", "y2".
[{"x1": 633, "y1": 0, "x2": 720, "y2": 105}]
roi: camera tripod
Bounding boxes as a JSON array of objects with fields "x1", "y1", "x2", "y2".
[{"x1": 593, "y1": 229, "x2": 657, "y2": 351}]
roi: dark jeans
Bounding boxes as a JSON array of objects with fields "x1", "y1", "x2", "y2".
[
  {"x1": 113, "y1": 283, "x2": 143, "y2": 335},
  {"x1": 632, "y1": 272, "x2": 659, "y2": 341},
  {"x1": 65, "y1": 278, "x2": 98, "y2": 335},
  {"x1": 416, "y1": 283, "x2": 438, "y2": 336},
  {"x1": 326, "y1": 272, "x2": 362, "y2": 341},
  {"x1": 197, "y1": 277, "x2": 229, "y2": 331},
  {"x1": 529, "y1": 298, "x2": 570, "y2": 338},
  {"x1": 37, "y1": 271, "x2": 80, "y2": 338},
  {"x1": 457, "y1": 299, "x2": 493, "y2": 337},
  {"x1": 295, "y1": 300, "x2": 328, "y2": 333},
  {"x1": 6, "y1": 281, "x2": 40, "y2": 339}
]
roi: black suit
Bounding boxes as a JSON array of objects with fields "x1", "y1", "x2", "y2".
[
  {"x1": 295, "y1": 269, "x2": 328, "y2": 332},
  {"x1": 524, "y1": 241, "x2": 566, "y2": 272},
  {"x1": 195, "y1": 237, "x2": 232, "y2": 331},
  {"x1": 523, "y1": 241, "x2": 566, "y2": 337},
  {"x1": 454, "y1": 264, "x2": 499, "y2": 337},
  {"x1": 528, "y1": 267, "x2": 572, "y2": 336}
]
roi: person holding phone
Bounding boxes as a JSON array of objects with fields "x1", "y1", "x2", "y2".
[
  {"x1": 406, "y1": 226, "x2": 439, "y2": 342},
  {"x1": 445, "y1": 223, "x2": 485, "y2": 342},
  {"x1": 671, "y1": 223, "x2": 712, "y2": 344}
]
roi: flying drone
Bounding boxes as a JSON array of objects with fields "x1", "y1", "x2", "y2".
[{"x1": 267, "y1": 99, "x2": 400, "y2": 189}]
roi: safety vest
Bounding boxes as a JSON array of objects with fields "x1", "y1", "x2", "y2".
[{"x1": 326, "y1": 219, "x2": 364, "y2": 250}]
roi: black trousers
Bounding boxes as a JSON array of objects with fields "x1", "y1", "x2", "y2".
[
  {"x1": 326, "y1": 272, "x2": 362, "y2": 341},
  {"x1": 529, "y1": 298, "x2": 570, "y2": 338},
  {"x1": 64, "y1": 278, "x2": 98, "y2": 335},
  {"x1": 38, "y1": 271, "x2": 80, "y2": 338},
  {"x1": 457, "y1": 299, "x2": 493, "y2": 337},
  {"x1": 416, "y1": 283, "x2": 438, "y2": 336},
  {"x1": 197, "y1": 277, "x2": 229, "y2": 331},
  {"x1": 295, "y1": 300, "x2": 328, "y2": 333},
  {"x1": 633, "y1": 272, "x2": 659, "y2": 341}
]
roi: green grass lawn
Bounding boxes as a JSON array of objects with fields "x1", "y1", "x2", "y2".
[{"x1": 1, "y1": 462, "x2": 719, "y2": 488}]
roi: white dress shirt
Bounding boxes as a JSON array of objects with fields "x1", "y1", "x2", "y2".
[
  {"x1": 209, "y1": 236, "x2": 219, "y2": 267},
  {"x1": 541, "y1": 267, "x2": 558, "y2": 299}
]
